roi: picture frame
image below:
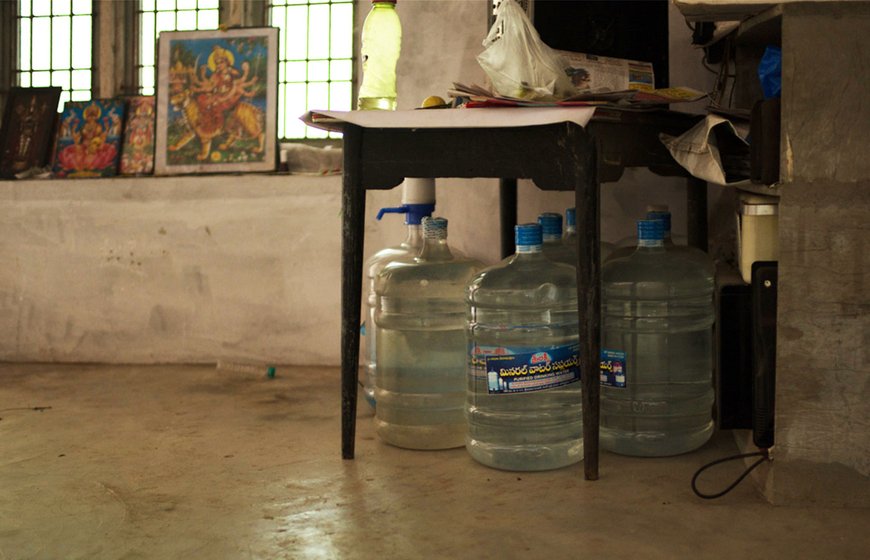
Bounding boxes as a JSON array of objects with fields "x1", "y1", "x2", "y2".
[
  {"x1": 119, "y1": 95, "x2": 156, "y2": 176},
  {"x1": 52, "y1": 98, "x2": 126, "y2": 179},
  {"x1": 154, "y1": 27, "x2": 279, "y2": 176},
  {"x1": 0, "y1": 87, "x2": 62, "y2": 179}
]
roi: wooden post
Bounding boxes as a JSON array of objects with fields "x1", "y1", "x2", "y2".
[
  {"x1": 341, "y1": 125, "x2": 366, "y2": 460},
  {"x1": 499, "y1": 178, "x2": 518, "y2": 259},
  {"x1": 574, "y1": 135, "x2": 600, "y2": 481}
]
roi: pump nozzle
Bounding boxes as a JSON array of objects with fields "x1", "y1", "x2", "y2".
[{"x1": 376, "y1": 203, "x2": 436, "y2": 224}]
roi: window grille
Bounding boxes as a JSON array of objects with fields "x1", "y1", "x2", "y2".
[
  {"x1": 16, "y1": 0, "x2": 94, "y2": 110},
  {"x1": 268, "y1": 0, "x2": 353, "y2": 140},
  {"x1": 138, "y1": 0, "x2": 220, "y2": 95}
]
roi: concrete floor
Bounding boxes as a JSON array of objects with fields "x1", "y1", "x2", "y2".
[{"x1": 0, "y1": 364, "x2": 867, "y2": 559}]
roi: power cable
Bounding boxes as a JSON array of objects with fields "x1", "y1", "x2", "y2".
[{"x1": 691, "y1": 449, "x2": 770, "y2": 499}]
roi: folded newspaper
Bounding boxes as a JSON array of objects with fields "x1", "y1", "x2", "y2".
[
  {"x1": 454, "y1": 49, "x2": 706, "y2": 108},
  {"x1": 449, "y1": 82, "x2": 706, "y2": 108},
  {"x1": 558, "y1": 50, "x2": 655, "y2": 95}
]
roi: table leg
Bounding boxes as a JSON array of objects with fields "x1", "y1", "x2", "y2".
[
  {"x1": 575, "y1": 142, "x2": 600, "y2": 481},
  {"x1": 499, "y1": 178, "x2": 518, "y2": 259},
  {"x1": 341, "y1": 126, "x2": 366, "y2": 460},
  {"x1": 687, "y1": 177, "x2": 708, "y2": 252}
]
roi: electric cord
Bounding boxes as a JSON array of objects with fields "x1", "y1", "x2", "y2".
[{"x1": 691, "y1": 449, "x2": 770, "y2": 499}]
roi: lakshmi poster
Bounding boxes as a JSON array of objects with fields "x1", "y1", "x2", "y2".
[
  {"x1": 120, "y1": 96, "x2": 156, "y2": 175},
  {"x1": 154, "y1": 28, "x2": 278, "y2": 175},
  {"x1": 52, "y1": 99, "x2": 125, "y2": 178}
]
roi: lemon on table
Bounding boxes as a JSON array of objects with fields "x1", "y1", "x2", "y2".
[{"x1": 420, "y1": 95, "x2": 447, "y2": 108}]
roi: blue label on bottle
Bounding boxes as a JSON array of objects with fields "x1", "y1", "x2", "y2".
[
  {"x1": 472, "y1": 343, "x2": 580, "y2": 394},
  {"x1": 600, "y1": 348, "x2": 626, "y2": 388}
]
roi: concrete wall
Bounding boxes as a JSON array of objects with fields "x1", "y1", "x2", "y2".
[
  {"x1": 0, "y1": 1, "x2": 717, "y2": 365},
  {"x1": 762, "y1": 2, "x2": 870, "y2": 506},
  {"x1": 0, "y1": 175, "x2": 342, "y2": 365}
]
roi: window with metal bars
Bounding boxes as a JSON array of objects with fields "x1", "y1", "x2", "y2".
[
  {"x1": 15, "y1": 0, "x2": 94, "y2": 111},
  {"x1": 268, "y1": 0, "x2": 353, "y2": 140},
  {"x1": 138, "y1": 0, "x2": 221, "y2": 96}
]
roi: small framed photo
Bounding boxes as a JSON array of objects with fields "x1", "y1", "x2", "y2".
[
  {"x1": 0, "y1": 87, "x2": 62, "y2": 178},
  {"x1": 52, "y1": 99, "x2": 126, "y2": 179},
  {"x1": 154, "y1": 27, "x2": 279, "y2": 175},
  {"x1": 120, "y1": 95, "x2": 156, "y2": 176}
]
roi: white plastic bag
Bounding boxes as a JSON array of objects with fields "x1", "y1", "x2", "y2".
[{"x1": 476, "y1": 0, "x2": 574, "y2": 101}]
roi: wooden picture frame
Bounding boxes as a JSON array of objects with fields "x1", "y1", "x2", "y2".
[
  {"x1": 0, "y1": 87, "x2": 62, "y2": 179},
  {"x1": 51, "y1": 98, "x2": 126, "y2": 179},
  {"x1": 154, "y1": 27, "x2": 279, "y2": 175}
]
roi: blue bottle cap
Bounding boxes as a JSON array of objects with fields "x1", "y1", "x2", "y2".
[
  {"x1": 646, "y1": 211, "x2": 671, "y2": 233},
  {"x1": 637, "y1": 219, "x2": 665, "y2": 243},
  {"x1": 515, "y1": 223, "x2": 543, "y2": 249},
  {"x1": 565, "y1": 208, "x2": 576, "y2": 227},
  {"x1": 537, "y1": 212, "x2": 563, "y2": 237}
]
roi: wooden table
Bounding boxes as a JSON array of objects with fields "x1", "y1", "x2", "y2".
[{"x1": 330, "y1": 108, "x2": 703, "y2": 480}]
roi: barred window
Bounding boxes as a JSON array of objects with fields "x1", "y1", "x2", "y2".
[
  {"x1": 16, "y1": 0, "x2": 93, "y2": 110},
  {"x1": 268, "y1": 0, "x2": 353, "y2": 140},
  {"x1": 138, "y1": 0, "x2": 220, "y2": 95}
]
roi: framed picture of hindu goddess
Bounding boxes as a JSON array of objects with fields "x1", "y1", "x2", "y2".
[
  {"x1": 51, "y1": 98, "x2": 126, "y2": 178},
  {"x1": 154, "y1": 27, "x2": 279, "y2": 175},
  {"x1": 120, "y1": 96, "x2": 156, "y2": 176},
  {"x1": 0, "y1": 87, "x2": 61, "y2": 178}
]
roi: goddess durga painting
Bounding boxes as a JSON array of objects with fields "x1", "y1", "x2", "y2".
[{"x1": 155, "y1": 28, "x2": 278, "y2": 175}]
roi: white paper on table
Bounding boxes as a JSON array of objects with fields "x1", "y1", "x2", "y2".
[{"x1": 300, "y1": 107, "x2": 596, "y2": 133}]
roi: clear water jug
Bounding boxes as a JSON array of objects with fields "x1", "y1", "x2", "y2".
[
  {"x1": 465, "y1": 223, "x2": 583, "y2": 471},
  {"x1": 600, "y1": 219, "x2": 715, "y2": 456},
  {"x1": 363, "y1": 178, "x2": 435, "y2": 408},
  {"x1": 374, "y1": 217, "x2": 483, "y2": 449}
]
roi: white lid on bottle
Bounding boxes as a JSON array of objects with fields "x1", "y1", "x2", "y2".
[
  {"x1": 401, "y1": 178, "x2": 436, "y2": 204},
  {"x1": 646, "y1": 203, "x2": 669, "y2": 213}
]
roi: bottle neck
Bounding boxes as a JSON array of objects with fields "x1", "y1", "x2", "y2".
[
  {"x1": 515, "y1": 244, "x2": 544, "y2": 256},
  {"x1": 418, "y1": 238, "x2": 452, "y2": 261},
  {"x1": 542, "y1": 234, "x2": 562, "y2": 244},
  {"x1": 636, "y1": 239, "x2": 665, "y2": 252},
  {"x1": 402, "y1": 224, "x2": 425, "y2": 248}
]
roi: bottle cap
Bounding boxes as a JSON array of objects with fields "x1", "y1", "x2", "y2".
[
  {"x1": 537, "y1": 212, "x2": 563, "y2": 238},
  {"x1": 565, "y1": 208, "x2": 576, "y2": 227},
  {"x1": 646, "y1": 204, "x2": 669, "y2": 213},
  {"x1": 401, "y1": 178, "x2": 435, "y2": 205},
  {"x1": 646, "y1": 210, "x2": 672, "y2": 233},
  {"x1": 515, "y1": 223, "x2": 543, "y2": 249},
  {"x1": 637, "y1": 219, "x2": 665, "y2": 243},
  {"x1": 373, "y1": 0, "x2": 397, "y2": 3},
  {"x1": 422, "y1": 216, "x2": 448, "y2": 240}
]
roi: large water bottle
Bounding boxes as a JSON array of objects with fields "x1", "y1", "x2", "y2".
[
  {"x1": 600, "y1": 219, "x2": 715, "y2": 456},
  {"x1": 564, "y1": 207, "x2": 615, "y2": 262},
  {"x1": 465, "y1": 223, "x2": 583, "y2": 471},
  {"x1": 374, "y1": 217, "x2": 483, "y2": 449},
  {"x1": 363, "y1": 178, "x2": 435, "y2": 408},
  {"x1": 357, "y1": 0, "x2": 402, "y2": 110},
  {"x1": 538, "y1": 212, "x2": 575, "y2": 266}
]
